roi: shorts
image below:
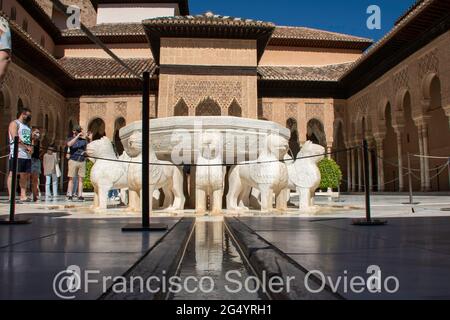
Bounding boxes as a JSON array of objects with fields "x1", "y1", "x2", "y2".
[
  {"x1": 31, "y1": 158, "x2": 41, "y2": 174},
  {"x1": 9, "y1": 158, "x2": 31, "y2": 174},
  {"x1": 68, "y1": 160, "x2": 86, "y2": 178}
]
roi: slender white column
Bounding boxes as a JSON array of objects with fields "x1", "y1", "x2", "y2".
[
  {"x1": 368, "y1": 146, "x2": 373, "y2": 191},
  {"x1": 351, "y1": 147, "x2": 356, "y2": 192},
  {"x1": 357, "y1": 148, "x2": 363, "y2": 192},
  {"x1": 395, "y1": 131, "x2": 404, "y2": 192},
  {"x1": 347, "y1": 149, "x2": 352, "y2": 192},
  {"x1": 376, "y1": 140, "x2": 385, "y2": 192},
  {"x1": 422, "y1": 123, "x2": 431, "y2": 191},
  {"x1": 417, "y1": 124, "x2": 425, "y2": 191}
]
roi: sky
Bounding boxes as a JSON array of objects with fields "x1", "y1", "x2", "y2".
[{"x1": 189, "y1": 0, "x2": 417, "y2": 41}]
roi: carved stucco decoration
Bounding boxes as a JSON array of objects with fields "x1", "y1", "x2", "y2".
[
  {"x1": 4, "y1": 71, "x2": 16, "y2": 91},
  {"x1": 114, "y1": 102, "x2": 127, "y2": 118},
  {"x1": 173, "y1": 79, "x2": 242, "y2": 110},
  {"x1": 392, "y1": 68, "x2": 409, "y2": 91},
  {"x1": 260, "y1": 102, "x2": 273, "y2": 120},
  {"x1": 305, "y1": 103, "x2": 324, "y2": 123},
  {"x1": 418, "y1": 49, "x2": 439, "y2": 79},
  {"x1": 17, "y1": 76, "x2": 33, "y2": 98},
  {"x1": 87, "y1": 102, "x2": 107, "y2": 120},
  {"x1": 285, "y1": 103, "x2": 298, "y2": 120}
]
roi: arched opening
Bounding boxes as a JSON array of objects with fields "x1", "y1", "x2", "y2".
[
  {"x1": 113, "y1": 117, "x2": 126, "y2": 155},
  {"x1": 333, "y1": 121, "x2": 348, "y2": 191},
  {"x1": 426, "y1": 76, "x2": 450, "y2": 191},
  {"x1": 402, "y1": 92, "x2": 421, "y2": 191},
  {"x1": 228, "y1": 100, "x2": 242, "y2": 117},
  {"x1": 306, "y1": 118, "x2": 326, "y2": 147},
  {"x1": 286, "y1": 118, "x2": 300, "y2": 158},
  {"x1": 174, "y1": 99, "x2": 189, "y2": 116},
  {"x1": 195, "y1": 98, "x2": 221, "y2": 116},
  {"x1": 88, "y1": 118, "x2": 106, "y2": 141},
  {"x1": 383, "y1": 103, "x2": 399, "y2": 191}
]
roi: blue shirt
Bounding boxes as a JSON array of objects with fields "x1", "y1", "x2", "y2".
[
  {"x1": 0, "y1": 17, "x2": 12, "y2": 52},
  {"x1": 68, "y1": 138, "x2": 87, "y2": 162}
]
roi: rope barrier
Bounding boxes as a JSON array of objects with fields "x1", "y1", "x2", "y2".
[
  {"x1": 35, "y1": 143, "x2": 360, "y2": 167},
  {"x1": 413, "y1": 154, "x2": 450, "y2": 160}
]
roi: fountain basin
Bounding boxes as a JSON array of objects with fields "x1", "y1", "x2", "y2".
[{"x1": 119, "y1": 116, "x2": 290, "y2": 164}]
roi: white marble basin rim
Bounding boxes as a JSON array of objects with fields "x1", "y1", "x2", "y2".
[{"x1": 119, "y1": 116, "x2": 291, "y2": 164}]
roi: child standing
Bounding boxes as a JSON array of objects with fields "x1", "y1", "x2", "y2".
[{"x1": 43, "y1": 145, "x2": 59, "y2": 200}]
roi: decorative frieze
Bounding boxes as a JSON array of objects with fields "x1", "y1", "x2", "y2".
[
  {"x1": 418, "y1": 49, "x2": 439, "y2": 79},
  {"x1": 173, "y1": 79, "x2": 242, "y2": 110}
]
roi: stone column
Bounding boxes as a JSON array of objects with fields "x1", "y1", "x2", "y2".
[
  {"x1": 351, "y1": 146, "x2": 357, "y2": 192},
  {"x1": 347, "y1": 148, "x2": 352, "y2": 192},
  {"x1": 394, "y1": 128, "x2": 404, "y2": 192},
  {"x1": 375, "y1": 138, "x2": 385, "y2": 192},
  {"x1": 421, "y1": 122, "x2": 431, "y2": 191},
  {"x1": 357, "y1": 147, "x2": 363, "y2": 192},
  {"x1": 327, "y1": 145, "x2": 333, "y2": 159},
  {"x1": 367, "y1": 141, "x2": 373, "y2": 191},
  {"x1": 417, "y1": 123, "x2": 425, "y2": 190}
]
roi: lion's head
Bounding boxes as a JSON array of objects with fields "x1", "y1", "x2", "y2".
[
  {"x1": 298, "y1": 141, "x2": 325, "y2": 163},
  {"x1": 265, "y1": 134, "x2": 289, "y2": 160},
  {"x1": 199, "y1": 131, "x2": 222, "y2": 160},
  {"x1": 86, "y1": 136, "x2": 116, "y2": 160}
]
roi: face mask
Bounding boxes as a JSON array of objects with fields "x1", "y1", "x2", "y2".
[{"x1": 23, "y1": 115, "x2": 32, "y2": 123}]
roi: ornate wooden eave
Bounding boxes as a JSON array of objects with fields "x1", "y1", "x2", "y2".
[{"x1": 143, "y1": 13, "x2": 276, "y2": 64}]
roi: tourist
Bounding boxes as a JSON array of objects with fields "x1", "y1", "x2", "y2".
[
  {"x1": 43, "y1": 145, "x2": 59, "y2": 200},
  {"x1": 0, "y1": 16, "x2": 11, "y2": 87},
  {"x1": 66, "y1": 125, "x2": 88, "y2": 201},
  {"x1": 7, "y1": 108, "x2": 33, "y2": 202},
  {"x1": 30, "y1": 128, "x2": 42, "y2": 202}
]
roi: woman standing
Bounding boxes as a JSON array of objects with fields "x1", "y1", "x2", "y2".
[
  {"x1": 31, "y1": 128, "x2": 42, "y2": 202},
  {"x1": 43, "y1": 145, "x2": 59, "y2": 200}
]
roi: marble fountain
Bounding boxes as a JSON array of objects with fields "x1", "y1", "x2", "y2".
[{"x1": 85, "y1": 116, "x2": 325, "y2": 215}]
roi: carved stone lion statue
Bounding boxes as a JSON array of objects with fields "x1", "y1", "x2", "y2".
[
  {"x1": 284, "y1": 140, "x2": 325, "y2": 211},
  {"x1": 195, "y1": 131, "x2": 226, "y2": 215},
  {"x1": 126, "y1": 131, "x2": 185, "y2": 212},
  {"x1": 226, "y1": 134, "x2": 289, "y2": 213},
  {"x1": 86, "y1": 137, "x2": 129, "y2": 211}
]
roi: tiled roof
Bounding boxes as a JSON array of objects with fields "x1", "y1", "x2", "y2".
[
  {"x1": 61, "y1": 23, "x2": 145, "y2": 37},
  {"x1": 143, "y1": 12, "x2": 275, "y2": 28},
  {"x1": 258, "y1": 63, "x2": 354, "y2": 81},
  {"x1": 58, "y1": 57, "x2": 156, "y2": 79},
  {"x1": 272, "y1": 26, "x2": 372, "y2": 43}
]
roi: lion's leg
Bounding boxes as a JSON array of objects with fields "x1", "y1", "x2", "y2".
[
  {"x1": 276, "y1": 189, "x2": 288, "y2": 212},
  {"x1": 196, "y1": 188, "x2": 206, "y2": 214},
  {"x1": 238, "y1": 186, "x2": 251, "y2": 210},
  {"x1": 170, "y1": 168, "x2": 186, "y2": 211},
  {"x1": 91, "y1": 186, "x2": 99, "y2": 209},
  {"x1": 97, "y1": 182, "x2": 112, "y2": 210},
  {"x1": 211, "y1": 189, "x2": 223, "y2": 215},
  {"x1": 226, "y1": 168, "x2": 241, "y2": 211},
  {"x1": 162, "y1": 186, "x2": 174, "y2": 209},
  {"x1": 298, "y1": 187, "x2": 310, "y2": 210},
  {"x1": 128, "y1": 190, "x2": 140, "y2": 212},
  {"x1": 259, "y1": 185, "x2": 273, "y2": 213}
]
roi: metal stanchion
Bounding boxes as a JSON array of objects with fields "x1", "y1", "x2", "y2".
[
  {"x1": 353, "y1": 140, "x2": 387, "y2": 226},
  {"x1": 402, "y1": 153, "x2": 419, "y2": 205},
  {"x1": 122, "y1": 72, "x2": 168, "y2": 232},
  {"x1": 0, "y1": 137, "x2": 31, "y2": 225}
]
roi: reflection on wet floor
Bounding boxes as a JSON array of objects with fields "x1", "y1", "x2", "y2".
[{"x1": 171, "y1": 218, "x2": 264, "y2": 300}]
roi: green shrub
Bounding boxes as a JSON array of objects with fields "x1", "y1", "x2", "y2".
[
  {"x1": 83, "y1": 160, "x2": 94, "y2": 192},
  {"x1": 318, "y1": 158, "x2": 342, "y2": 191}
]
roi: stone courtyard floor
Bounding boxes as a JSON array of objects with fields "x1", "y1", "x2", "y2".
[{"x1": 0, "y1": 194, "x2": 450, "y2": 300}]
